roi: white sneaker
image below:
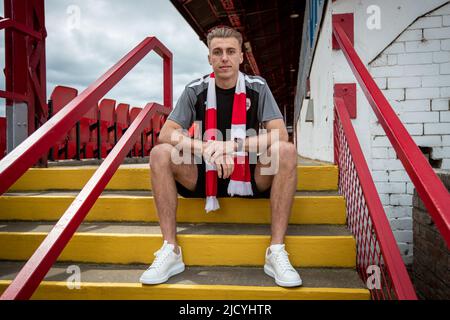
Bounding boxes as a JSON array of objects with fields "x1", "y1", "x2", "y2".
[
  {"x1": 264, "y1": 244, "x2": 302, "y2": 287},
  {"x1": 139, "y1": 240, "x2": 185, "y2": 285}
]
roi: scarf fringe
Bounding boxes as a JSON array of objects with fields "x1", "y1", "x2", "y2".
[
  {"x1": 205, "y1": 196, "x2": 220, "y2": 213},
  {"x1": 227, "y1": 180, "x2": 253, "y2": 197}
]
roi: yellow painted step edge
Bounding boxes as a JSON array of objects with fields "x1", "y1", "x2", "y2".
[
  {"x1": 0, "y1": 233, "x2": 356, "y2": 268},
  {"x1": 0, "y1": 280, "x2": 370, "y2": 300},
  {"x1": 0, "y1": 196, "x2": 346, "y2": 225},
  {"x1": 9, "y1": 166, "x2": 338, "y2": 191}
]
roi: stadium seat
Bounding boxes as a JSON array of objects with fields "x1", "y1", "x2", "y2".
[
  {"x1": 48, "y1": 86, "x2": 78, "y2": 160},
  {"x1": 98, "y1": 98, "x2": 115, "y2": 158},
  {"x1": 115, "y1": 103, "x2": 130, "y2": 142}
]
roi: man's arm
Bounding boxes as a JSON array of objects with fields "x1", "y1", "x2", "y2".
[
  {"x1": 159, "y1": 120, "x2": 206, "y2": 155},
  {"x1": 242, "y1": 119, "x2": 289, "y2": 153}
]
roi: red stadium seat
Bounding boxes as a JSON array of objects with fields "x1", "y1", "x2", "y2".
[
  {"x1": 78, "y1": 104, "x2": 99, "y2": 159},
  {"x1": 115, "y1": 103, "x2": 130, "y2": 142},
  {"x1": 98, "y1": 98, "x2": 115, "y2": 157},
  {"x1": 49, "y1": 86, "x2": 78, "y2": 160},
  {"x1": 129, "y1": 107, "x2": 143, "y2": 157}
]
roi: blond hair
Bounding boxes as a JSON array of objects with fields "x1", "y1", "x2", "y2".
[{"x1": 206, "y1": 26, "x2": 243, "y2": 49}]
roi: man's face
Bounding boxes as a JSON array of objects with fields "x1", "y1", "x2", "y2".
[{"x1": 208, "y1": 37, "x2": 244, "y2": 82}]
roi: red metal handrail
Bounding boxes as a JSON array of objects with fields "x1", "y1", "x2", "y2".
[
  {"x1": 0, "y1": 36, "x2": 173, "y2": 300},
  {"x1": 333, "y1": 20, "x2": 450, "y2": 248},
  {"x1": 0, "y1": 103, "x2": 170, "y2": 300},
  {"x1": 334, "y1": 97, "x2": 417, "y2": 300},
  {"x1": 0, "y1": 36, "x2": 172, "y2": 195}
]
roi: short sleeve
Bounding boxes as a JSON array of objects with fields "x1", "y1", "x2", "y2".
[
  {"x1": 167, "y1": 86, "x2": 197, "y2": 129},
  {"x1": 257, "y1": 83, "x2": 283, "y2": 123}
]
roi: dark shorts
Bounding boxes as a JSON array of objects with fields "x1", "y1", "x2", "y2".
[{"x1": 175, "y1": 156, "x2": 271, "y2": 199}]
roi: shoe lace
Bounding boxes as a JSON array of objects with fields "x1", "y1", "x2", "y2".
[
  {"x1": 274, "y1": 249, "x2": 294, "y2": 272},
  {"x1": 149, "y1": 247, "x2": 172, "y2": 270}
]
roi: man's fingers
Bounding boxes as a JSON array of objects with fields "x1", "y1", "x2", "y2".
[{"x1": 216, "y1": 162, "x2": 223, "y2": 178}]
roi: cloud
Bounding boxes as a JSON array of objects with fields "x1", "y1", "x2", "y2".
[{"x1": 0, "y1": 0, "x2": 212, "y2": 116}]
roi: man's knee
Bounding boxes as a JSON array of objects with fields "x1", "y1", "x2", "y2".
[
  {"x1": 150, "y1": 143, "x2": 173, "y2": 169},
  {"x1": 275, "y1": 142, "x2": 297, "y2": 170}
]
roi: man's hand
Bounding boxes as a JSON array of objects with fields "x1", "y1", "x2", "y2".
[
  {"x1": 203, "y1": 140, "x2": 235, "y2": 164},
  {"x1": 214, "y1": 154, "x2": 235, "y2": 179}
]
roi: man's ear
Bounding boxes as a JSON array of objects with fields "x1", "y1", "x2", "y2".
[
  {"x1": 239, "y1": 52, "x2": 244, "y2": 64},
  {"x1": 208, "y1": 54, "x2": 212, "y2": 65}
]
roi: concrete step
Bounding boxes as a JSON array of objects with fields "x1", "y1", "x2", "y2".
[
  {"x1": 0, "y1": 190, "x2": 346, "y2": 225},
  {"x1": 8, "y1": 164, "x2": 338, "y2": 192},
  {"x1": 0, "y1": 262, "x2": 369, "y2": 300},
  {"x1": 0, "y1": 222, "x2": 356, "y2": 267}
]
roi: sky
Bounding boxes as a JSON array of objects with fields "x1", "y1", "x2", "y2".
[{"x1": 0, "y1": 0, "x2": 212, "y2": 117}]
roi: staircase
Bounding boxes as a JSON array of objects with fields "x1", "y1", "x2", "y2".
[{"x1": 0, "y1": 157, "x2": 370, "y2": 300}]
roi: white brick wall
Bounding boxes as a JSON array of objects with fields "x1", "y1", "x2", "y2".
[{"x1": 368, "y1": 3, "x2": 450, "y2": 262}]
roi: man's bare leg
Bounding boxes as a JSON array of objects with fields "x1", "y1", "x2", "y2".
[
  {"x1": 254, "y1": 141, "x2": 298, "y2": 245},
  {"x1": 149, "y1": 143, "x2": 198, "y2": 254}
]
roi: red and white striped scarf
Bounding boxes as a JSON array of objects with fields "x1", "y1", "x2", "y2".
[{"x1": 205, "y1": 71, "x2": 253, "y2": 212}]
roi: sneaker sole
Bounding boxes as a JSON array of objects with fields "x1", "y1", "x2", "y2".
[
  {"x1": 264, "y1": 264, "x2": 303, "y2": 288},
  {"x1": 139, "y1": 263, "x2": 185, "y2": 285}
]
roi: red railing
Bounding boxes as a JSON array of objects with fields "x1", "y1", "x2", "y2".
[
  {"x1": 333, "y1": 20, "x2": 450, "y2": 248},
  {"x1": 0, "y1": 37, "x2": 172, "y2": 300},
  {"x1": 334, "y1": 97, "x2": 417, "y2": 300}
]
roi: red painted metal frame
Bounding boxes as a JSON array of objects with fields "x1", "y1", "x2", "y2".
[
  {"x1": 0, "y1": 103, "x2": 170, "y2": 300},
  {"x1": 334, "y1": 83, "x2": 357, "y2": 119},
  {"x1": 333, "y1": 19, "x2": 450, "y2": 248},
  {"x1": 0, "y1": 36, "x2": 173, "y2": 195},
  {"x1": 3, "y1": 0, "x2": 48, "y2": 136},
  {"x1": 334, "y1": 97, "x2": 417, "y2": 300}
]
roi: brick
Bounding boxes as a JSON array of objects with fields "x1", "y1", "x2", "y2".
[
  {"x1": 384, "y1": 42, "x2": 405, "y2": 54},
  {"x1": 425, "y1": 123, "x2": 450, "y2": 134},
  {"x1": 424, "y1": 27, "x2": 450, "y2": 40},
  {"x1": 422, "y1": 75, "x2": 450, "y2": 87},
  {"x1": 413, "y1": 135, "x2": 443, "y2": 147},
  {"x1": 440, "y1": 111, "x2": 450, "y2": 121},
  {"x1": 387, "y1": 206, "x2": 412, "y2": 219},
  {"x1": 441, "y1": 86, "x2": 450, "y2": 97},
  {"x1": 398, "y1": 29, "x2": 423, "y2": 42},
  {"x1": 372, "y1": 170, "x2": 389, "y2": 181},
  {"x1": 388, "y1": 77, "x2": 421, "y2": 89},
  {"x1": 441, "y1": 62, "x2": 450, "y2": 74},
  {"x1": 375, "y1": 181, "x2": 406, "y2": 193},
  {"x1": 397, "y1": 243, "x2": 413, "y2": 256},
  {"x1": 382, "y1": 88, "x2": 405, "y2": 101},
  {"x1": 411, "y1": 16, "x2": 442, "y2": 29},
  {"x1": 393, "y1": 230, "x2": 413, "y2": 243},
  {"x1": 433, "y1": 51, "x2": 450, "y2": 63},
  {"x1": 406, "y1": 182, "x2": 415, "y2": 195},
  {"x1": 406, "y1": 87, "x2": 440, "y2": 100},
  {"x1": 388, "y1": 148, "x2": 398, "y2": 158},
  {"x1": 390, "y1": 194, "x2": 413, "y2": 206},
  {"x1": 373, "y1": 159, "x2": 404, "y2": 171},
  {"x1": 370, "y1": 123, "x2": 386, "y2": 136},
  {"x1": 389, "y1": 170, "x2": 412, "y2": 183},
  {"x1": 406, "y1": 40, "x2": 441, "y2": 53},
  {"x1": 441, "y1": 159, "x2": 450, "y2": 169},
  {"x1": 399, "y1": 111, "x2": 439, "y2": 123},
  {"x1": 398, "y1": 52, "x2": 433, "y2": 65},
  {"x1": 370, "y1": 65, "x2": 404, "y2": 77},
  {"x1": 379, "y1": 193, "x2": 390, "y2": 205},
  {"x1": 442, "y1": 39, "x2": 450, "y2": 50},
  {"x1": 444, "y1": 15, "x2": 450, "y2": 26},
  {"x1": 443, "y1": 135, "x2": 450, "y2": 145},
  {"x1": 404, "y1": 64, "x2": 439, "y2": 76},
  {"x1": 372, "y1": 136, "x2": 392, "y2": 147},
  {"x1": 431, "y1": 147, "x2": 450, "y2": 158},
  {"x1": 371, "y1": 147, "x2": 389, "y2": 159},
  {"x1": 432, "y1": 99, "x2": 450, "y2": 111},
  {"x1": 405, "y1": 123, "x2": 424, "y2": 135},
  {"x1": 390, "y1": 217, "x2": 413, "y2": 230},
  {"x1": 388, "y1": 55, "x2": 398, "y2": 66},
  {"x1": 395, "y1": 99, "x2": 430, "y2": 112},
  {"x1": 371, "y1": 54, "x2": 388, "y2": 67},
  {"x1": 373, "y1": 77, "x2": 387, "y2": 89}
]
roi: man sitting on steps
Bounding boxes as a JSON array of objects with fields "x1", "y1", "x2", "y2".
[{"x1": 139, "y1": 26, "x2": 302, "y2": 288}]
